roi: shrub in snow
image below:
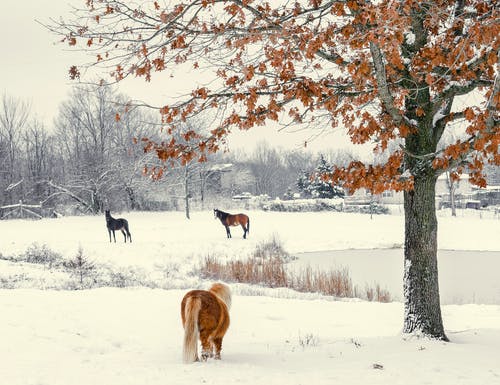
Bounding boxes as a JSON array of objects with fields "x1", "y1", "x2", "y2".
[
  {"x1": 343, "y1": 203, "x2": 389, "y2": 215},
  {"x1": 17, "y1": 242, "x2": 64, "y2": 268},
  {"x1": 298, "y1": 333, "x2": 319, "y2": 349},
  {"x1": 63, "y1": 246, "x2": 97, "y2": 289},
  {"x1": 262, "y1": 198, "x2": 344, "y2": 212},
  {"x1": 262, "y1": 197, "x2": 389, "y2": 214},
  {"x1": 252, "y1": 234, "x2": 295, "y2": 263}
]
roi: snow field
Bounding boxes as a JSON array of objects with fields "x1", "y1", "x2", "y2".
[
  {"x1": 0, "y1": 210, "x2": 499, "y2": 384},
  {"x1": 1, "y1": 288, "x2": 499, "y2": 385}
]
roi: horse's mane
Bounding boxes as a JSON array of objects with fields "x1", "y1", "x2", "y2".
[
  {"x1": 209, "y1": 282, "x2": 232, "y2": 309},
  {"x1": 215, "y1": 209, "x2": 229, "y2": 220}
]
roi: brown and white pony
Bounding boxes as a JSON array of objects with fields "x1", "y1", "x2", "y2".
[{"x1": 180, "y1": 282, "x2": 232, "y2": 363}]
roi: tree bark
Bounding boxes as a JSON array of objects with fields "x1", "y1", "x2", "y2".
[
  {"x1": 184, "y1": 166, "x2": 190, "y2": 220},
  {"x1": 403, "y1": 173, "x2": 448, "y2": 340}
]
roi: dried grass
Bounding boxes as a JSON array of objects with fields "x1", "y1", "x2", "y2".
[{"x1": 201, "y1": 237, "x2": 391, "y2": 302}]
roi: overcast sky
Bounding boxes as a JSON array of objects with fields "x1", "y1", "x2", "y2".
[{"x1": 1, "y1": 1, "x2": 369, "y2": 155}]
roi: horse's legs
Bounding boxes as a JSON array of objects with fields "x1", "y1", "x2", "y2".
[
  {"x1": 112, "y1": 230, "x2": 116, "y2": 243},
  {"x1": 121, "y1": 229, "x2": 127, "y2": 243},
  {"x1": 108, "y1": 229, "x2": 112, "y2": 243},
  {"x1": 225, "y1": 226, "x2": 231, "y2": 238},
  {"x1": 213, "y1": 337, "x2": 223, "y2": 359},
  {"x1": 124, "y1": 223, "x2": 132, "y2": 243},
  {"x1": 241, "y1": 224, "x2": 247, "y2": 239},
  {"x1": 199, "y1": 332, "x2": 213, "y2": 361}
]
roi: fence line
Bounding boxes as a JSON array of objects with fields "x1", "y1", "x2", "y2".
[{"x1": 0, "y1": 200, "x2": 43, "y2": 220}]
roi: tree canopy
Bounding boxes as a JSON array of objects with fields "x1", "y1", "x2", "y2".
[{"x1": 52, "y1": 0, "x2": 499, "y2": 184}]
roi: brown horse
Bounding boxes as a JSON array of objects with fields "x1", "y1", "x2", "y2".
[
  {"x1": 214, "y1": 208, "x2": 250, "y2": 239},
  {"x1": 181, "y1": 282, "x2": 232, "y2": 363}
]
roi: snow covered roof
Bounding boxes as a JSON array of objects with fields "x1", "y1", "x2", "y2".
[{"x1": 208, "y1": 163, "x2": 233, "y2": 172}]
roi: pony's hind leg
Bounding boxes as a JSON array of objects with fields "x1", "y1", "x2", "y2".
[
  {"x1": 241, "y1": 224, "x2": 247, "y2": 239},
  {"x1": 213, "y1": 337, "x2": 223, "y2": 359},
  {"x1": 200, "y1": 333, "x2": 213, "y2": 361},
  {"x1": 121, "y1": 229, "x2": 127, "y2": 243}
]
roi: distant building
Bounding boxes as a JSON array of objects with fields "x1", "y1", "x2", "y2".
[
  {"x1": 345, "y1": 165, "x2": 500, "y2": 208},
  {"x1": 471, "y1": 164, "x2": 500, "y2": 207},
  {"x1": 345, "y1": 188, "x2": 404, "y2": 205},
  {"x1": 205, "y1": 163, "x2": 233, "y2": 193}
]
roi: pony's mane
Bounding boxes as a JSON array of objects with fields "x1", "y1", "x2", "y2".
[
  {"x1": 209, "y1": 282, "x2": 232, "y2": 310},
  {"x1": 215, "y1": 209, "x2": 229, "y2": 220}
]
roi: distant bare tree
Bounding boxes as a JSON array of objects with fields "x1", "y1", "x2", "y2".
[
  {"x1": 53, "y1": 84, "x2": 157, "y2": 213},
  {"x1": 159, "y1": 119, "x2": 221, "y2": 218},
  {"x1": 0, "y1": 94, "x2": 30, "y2": 204},
  {"x1": 244, "y1": 142, "x2": 290, "y2": 198},
  {"x1": 22, "y1": 119, "x2": 53, "y2": 201}
]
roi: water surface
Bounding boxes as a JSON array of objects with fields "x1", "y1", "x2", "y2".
[{"x1": 291, "y1": 249, "x2": 500, "y2": 304}]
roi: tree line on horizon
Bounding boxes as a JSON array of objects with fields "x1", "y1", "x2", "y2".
[{"x1": 0, "y1": 88, "x2": 352, "y2": 216}]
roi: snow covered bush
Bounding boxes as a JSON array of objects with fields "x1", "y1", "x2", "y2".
[
  {"x1": 343, "y1": 203, "x2": 389, "y2": 215},
  {"x1": 252, "y1": 234, "x2": 295, "y2": 263},
  {"x1": 262, "y1": 198, "x2": 344, "y2": 212},
  {"x1": 17, "y1": 242, "x2": 64, "y2": 268}
]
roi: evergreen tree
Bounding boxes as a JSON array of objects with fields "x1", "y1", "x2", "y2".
[
  {"x1": 297, "y1": 155, "x2": 345, "y2": 199},
  {"x1": 296, "y1": 171, "x2": 312, "y2": 198}
]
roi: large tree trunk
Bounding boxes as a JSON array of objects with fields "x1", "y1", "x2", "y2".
[{"x1": 403, "y1": 173, "x2": 448, "y2": 340}]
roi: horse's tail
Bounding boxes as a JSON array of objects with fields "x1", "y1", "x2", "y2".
[{"x1": 183, "y1": 297, "x2": 201, "y2": 363}]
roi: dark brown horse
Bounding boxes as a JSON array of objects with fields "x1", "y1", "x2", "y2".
[
  {"x1": 214, "y1": 209, "x2": 250, "y2": 239},
  {"x1": 105, "y1": 210, "x2": 132, "y2": 243}
]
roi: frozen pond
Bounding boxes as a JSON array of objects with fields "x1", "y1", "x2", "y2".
[{"x1": 290, "y1": 249, "x2": 500, "y2": 305}]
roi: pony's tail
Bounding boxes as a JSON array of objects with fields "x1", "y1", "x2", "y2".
[{"x1": 183, "y1": 297, "x2": 201, "y2": 363}]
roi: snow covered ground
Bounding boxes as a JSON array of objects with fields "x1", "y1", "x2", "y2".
[
  {"x1": 1, "y1": 210, "x2": 500, "y2": 385},
  {"x1": 1, "y1": 288, "x2": 500, "y2": 385},
  {"x1": 1, "y1": 209, "x2": 499, "y2": 264}
]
